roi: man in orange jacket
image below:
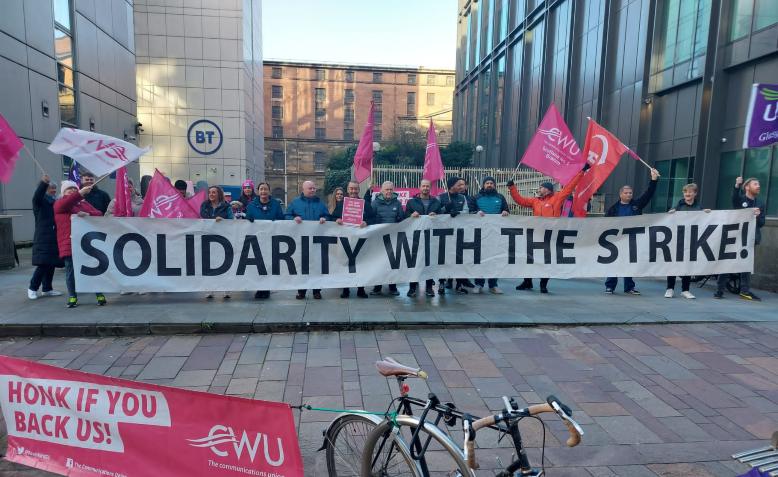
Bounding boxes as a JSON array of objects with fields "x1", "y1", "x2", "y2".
[{"x1": 506, "y1": 165, "x2": 587, "y2": 293}]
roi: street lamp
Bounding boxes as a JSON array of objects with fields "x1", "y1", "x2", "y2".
[
  {"x1": 373, "y1": 142, "x2": 381, "y2": 152},
  {"x1": 475, "y1": 144, "x2": 484, "y2": 166}
]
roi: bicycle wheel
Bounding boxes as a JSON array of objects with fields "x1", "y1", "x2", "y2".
[
  {"x1": 324, "y1": 413, "x2": 388, "y2": 477},
  {"x1": 361, "y1": 416, "x2": 471, "y2": 477}
]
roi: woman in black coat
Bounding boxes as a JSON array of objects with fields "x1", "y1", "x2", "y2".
[{"x1": 28, "y1": 174, "x2": 64, "y2": 299}]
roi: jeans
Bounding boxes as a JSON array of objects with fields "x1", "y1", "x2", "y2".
[
  {"x1": 29, "y1": 265, "x2": 55, "y2": 292},
  {"x1": 605, "y1": 277, "x2": 635, "y2": 292},
  {"x1": 717, "y1": 272, "x2": 750, "y2": 293},
  {"x1": 64, "y1": 257, "x2": 76, "y2": 297},
  {"x1": 666, "y1": 276, "x2": 691, "y2": 292},
  {"x1": 475, "y1": 278, "x2": 498, "y2": 288}
]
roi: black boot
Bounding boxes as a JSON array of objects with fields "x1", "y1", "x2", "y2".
[{"x1": 516, "y1": 279, "x2": 533, "y2": 291}]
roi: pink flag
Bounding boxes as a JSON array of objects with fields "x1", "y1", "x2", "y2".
[
  {"x1": 423, "y1": 120, "x2": 445, "y2": 183},
  {"x1": 0, "y1": 113, "x2": 24, "y2": 184},
  {"x1": 113, "y1": 166, "x2": 133, "y2": 217},
  {"x1": 138, "y1": 169, "x2": 200, "y2": 218},
  {"x1": 187, "y1": 189, "x2": 206, "y2": 208},
  {"x1": 353, "y1": 101, "x2": 375, "y2": 183},
  {"x1": 520, "y1": 104, "x2": 584, "y2": 184}
]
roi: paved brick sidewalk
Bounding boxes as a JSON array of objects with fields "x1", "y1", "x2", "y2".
[{"x1": 2, "y1": 324, "x2": 777, "y2": 476}]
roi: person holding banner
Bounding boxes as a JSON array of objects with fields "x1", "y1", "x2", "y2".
[
  {"x1": 286, "y1": 181, "x2": 330, "y2": 300},
  {"x1": 28, "y1": 174, "x2": 64, "y2": 300},
  {"x1": 246, "y1": 182, "x2": 285, "y2": 300},
  {"x1": 507, "y1": 166, "x2": 586, "y2": 293},
  {"x1": 370, "y1": 181, "x2": 405, "y2": 296},
  {"x1": 333, "y1": 181, "x2": 370, "y2": 299},
  {"x1": 437, "y1": 177, "x2": 479, "y2": 294},
  {"x1": 54, "y1": 181, "x2": 106, "y2": 308},
  {"x1": 105, "y1": 178, "x2": 143, "y2": 217},
  {"x1": 406, "y1": 179, "x2": 444, "y2": 297},
  {"x1": 80, "y1": 171, "x2": 111, "y2": 214},
  {"x1": 604, "y1": 168, "x2": 659, "y2": 295},
  {"x1": 665, "y1": 183, "x2": 711, "y2": 299},
  {"x1": 715, "y1": 176, "x2": 765, "y2": 301},
  {"x1": 474, "y1": 176, "x2": 510, "y2": 294},
  {"x1": 200, "y1": 186, "x2": 234, "y2": 300},
  {"x1": 236, "y1": 179, "x2": 257, "y2": 212}
]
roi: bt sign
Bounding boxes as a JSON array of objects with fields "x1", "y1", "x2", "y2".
[{"x1": 187, "y1": 119, "x2": 223, "y2": 155}]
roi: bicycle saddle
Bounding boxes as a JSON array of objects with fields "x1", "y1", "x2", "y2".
[{"x1": 375, "y1": 357, "x2": 428, "y2": 378}]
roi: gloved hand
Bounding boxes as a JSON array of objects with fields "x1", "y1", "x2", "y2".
[
  {"x1": 582, "y1": 162, "x2": 591, "y2": 172},
  {"x1": 247, "y1": 216, "x2": 255, "y2": 223},
  {"x1": 506, "y1": 180, "x2": 515, "y2": 188},
  {"x1": 363, "y1": 189, "x2": 372, "y2": 201}
]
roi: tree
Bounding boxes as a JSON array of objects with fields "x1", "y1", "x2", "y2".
[
  {"x1": 324, "y1": 169, "x2": 352, "y2": 195},
  {"x1": 327, "y1": 145, "x2": 356, "y2": 171},
  {"x1": 440, "y1": 141, "x2": 474, "y2": 168}
]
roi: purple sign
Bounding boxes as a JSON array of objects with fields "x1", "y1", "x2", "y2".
[{"x1": 743, "y1": 83, "x2": 778, "y2": 148}]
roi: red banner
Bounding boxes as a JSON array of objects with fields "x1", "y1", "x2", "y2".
[
  {"x1": 341, "y1": 197, "x2": 365, "y2": 226},
  {"x1": 0, "y1": 355, "x2": 303, "y2": 477},
  {"x1": 572, "y1": 120, "x2": 628, "y2": 217}
]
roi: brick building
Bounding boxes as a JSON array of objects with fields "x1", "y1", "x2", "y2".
[{"x1": 263, "y1": 60, "x2": 455, "y2": 203}]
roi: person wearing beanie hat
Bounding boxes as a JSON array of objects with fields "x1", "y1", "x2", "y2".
[
  {"x1": 53, "y1": 181, "x2": 106, "y2": 307},
  {"x1": 236, "y1": 179, "x2": 257, "y2": 211},
  {"x1": 474, "y1": 176, "x2": 510, "y2": 295},
  {"x1": 506, "y1": 163, "x2": 588, "y2": 293},
  {"x1": 60, "y1": 180, "x2": 78, "y2": 196},
  {"x1": 437, "y1": 176, "x2": 478, "y2": 294}
]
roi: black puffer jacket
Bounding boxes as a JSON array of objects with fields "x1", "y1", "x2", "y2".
[
  {"x1": 405, "y1": 195, "x2": 444, "y2": 217},
  {"x1": 31, "y1": 181, "x2": 63, "y2": 267},
  {"x1": 438, "y1": 191, "x2": 478, "y2": 216}
]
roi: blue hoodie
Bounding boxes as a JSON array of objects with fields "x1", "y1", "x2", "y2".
[
  {"x1": 246, "y1": 196, "x2": 285, "y2": 221},
  {"x1": 284, "y1": 194, "x2": 330, "y2": 221}
]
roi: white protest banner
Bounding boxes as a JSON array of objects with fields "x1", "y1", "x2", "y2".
[
  {"x1": 71, "y1": 210, "x2": 755, "y2": 293},
  {"x1": 48, "y1": 128, "x2": 150, "y2": 177}
]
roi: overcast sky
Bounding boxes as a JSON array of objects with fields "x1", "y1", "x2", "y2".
[{"x1": 262, "y1": 0, "x2": 457, "y2": 69}]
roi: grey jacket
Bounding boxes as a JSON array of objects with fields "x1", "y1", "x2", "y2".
[{"x1": 370, "y1": 193, "x2": 404, "y2": 224}]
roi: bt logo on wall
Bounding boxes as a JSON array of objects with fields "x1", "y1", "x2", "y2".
[{"x1": 188, "y1": 119, "x2": 223, "y2": 155}]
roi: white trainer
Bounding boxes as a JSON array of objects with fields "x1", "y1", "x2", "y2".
[
  {"x1": 664, "y1": 289, "x2": 674, "y2": 298},
  {"x1": 472, "y1": 286, "x2": 482, "y2": 294},
  {"x1": 681, "y1": 291, "x2": 696, "y2": 299},
  {"x1": 490, "y1": 287, "x2": 504, "y2": 295},
  {"x1": 41, "y1": 290, "x2": 63, "y2": 297},
  {"x1": 27, "y1": 289, "x2": 38, "y2": 300}
]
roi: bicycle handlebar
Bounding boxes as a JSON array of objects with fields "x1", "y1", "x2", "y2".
[{"x1": 464, "y1": 395, "x2": 583, "y2": 470}]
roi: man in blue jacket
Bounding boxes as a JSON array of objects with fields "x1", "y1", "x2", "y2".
[
  {"x1": 286, "y1": 181, "x2": 330, "y2": 300},
  {"x1": 474, "y1": 176, "x2": 510, "y2": 294}
]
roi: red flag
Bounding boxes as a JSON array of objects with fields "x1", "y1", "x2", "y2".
[
  {"x1": 113, "y1": 166, "x2": 133, "y2": 217},
  {"x1": 138, "y1": 169, "x2": 200, "y2": 218},
  {"x1": 423, "y1": 120, "x2": 445, "y2": 183},
  {"x1": 353, "y1": 101, "x2": 375, "y2": 183},
  {"x1": 520, "y1": 104, "x2": 584, "y2": 184},
  {"x1": 0, "y1": 113, "x2": 24, "y2": 184},
  {"x1": 187, "y1": 189, "x2": 206, "y2": 208},
  {"x1": 572, "y1": 120, "x2": 628, "y2": 217}
]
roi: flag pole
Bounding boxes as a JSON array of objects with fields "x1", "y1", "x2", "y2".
[
  {"x1": 92, "y1": 172, "x2": 112, "y2": 187},
  {"x1": 21, "y1": 145, "x2": 46, "y2": 175}
]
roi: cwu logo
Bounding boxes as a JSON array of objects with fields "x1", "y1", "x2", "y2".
[
  {"x1": 187, "y1": 119, "x2": 223, "y2": 155},
  {"x1": 187, "y1": 425, "x2": 285, "y2": 466}
]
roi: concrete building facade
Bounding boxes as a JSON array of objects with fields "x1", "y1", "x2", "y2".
[
  {"x1": 263, "y1": 60, "x2": 455, "y2": 202},
  {"x1": 134, "y1": 0, "x2": 264, "y2": 188},
  {"x1": 454, "y1": 0, "x2": 778, "y2": 288},
  {"x1": 1, "y1": 0, "x2": 138, "y2": 242}
]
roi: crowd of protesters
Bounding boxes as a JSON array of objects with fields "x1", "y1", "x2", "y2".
[{"x1": 27, "y1": 166, "x2": 766, "y2": 308}]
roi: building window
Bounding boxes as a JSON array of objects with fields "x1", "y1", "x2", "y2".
[
  {"x1": 427, "y1": 75, "x2": 437, "y2": 85},
  {"x1": 271, "y1": 85, "x2": 283, "y2": 99},
  {"x1": 315, "y1": 107, "x2": 326, "y2": 119},
  {"x1": 372, "y1": 72, "x2": 383, "y2": 83},
  {"x1": 314, "y1": 88, "x2": 326, "y2": 101},
  {"x1": 54, "y1": 0, "x2": 71, "y2": 30},
  {"x1": 272, "y1": 105, "x2": 283, "y2": 119},
  {"x1": 731, "y1": 0, "x2": 778, "y2": 40},
  {"x1": 372, "y1": 90, "x2": 383, "y2": 103},
  {"x1": 272, "y1": 125, "x2": 283, "y2": 138},
  {"x1": 426, "y1": 93, "x2": 436, "y2": 106},
  {"x1": 54, "y1": 0, "x2": 76, "y2": 127},
  {"x1": 314, "y1": 152, "x2": 327, "y2": 172},
  {"x1": 446, "y1": 76, "x2": 455, "y2": 86},
  {"x1": 315, "y1": 128, "x2": 326, "y2": 139},
  {"x1": 344, "y1": 89, "x2": 354, "y2": 102},
  {"x1": 344, "y1": 108, "x2": 354, "y2": 122},
  {"x1": 343, "y1": 129, "x2": 354, "y2": 140},
  {"x1": 373, "y1": 127, "x2": 382, "y2": 141},
  {"x1": 406, "y1": 92, "x2": 416, "y2": 116},
  {"x1": 272, "y1": 150, "x2": 284, "y2": 170},
  {"x1": 650, "y1": 157, "x2": 694, "y2": 212},
  {"x1": 345, "y1": 70, "x2": 354, "y2": 82},
  {"x1": 407, "y1": 74, "x2": 417, "y2": 85},
  {"x1": 656, "y1": 0, "x2": 711, "y2": 72},
  {"x1": 315, "y1": 69, "x2": 325, "y2": 81},
  {"x1": 271, "y1": 67, "x2": 282, "y2": 79}
]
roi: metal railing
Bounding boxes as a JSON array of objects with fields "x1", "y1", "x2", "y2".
[{"x1": 371, "y1": 165, "x2": 604, "y2": 216}]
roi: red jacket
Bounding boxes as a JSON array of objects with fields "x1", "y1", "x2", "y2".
[
  {"x1": 508, "y1": 171, "x2": 584, "y2": 217},
  {"x1": 54, "y1": 192, "x2": 102, "y2": 258}
]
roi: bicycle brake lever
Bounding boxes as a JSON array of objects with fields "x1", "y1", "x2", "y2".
[{"x1": 551, "y1": 401, "x2": 584, "y2": 436}]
